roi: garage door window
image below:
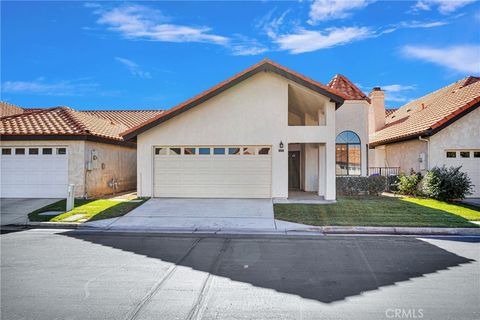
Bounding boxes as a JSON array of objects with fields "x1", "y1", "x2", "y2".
[
  {"x1": 57, "y1": 148, "x2": 67, "y2": 155},
  {"x1": 446, "y1": 151, "x2": 456, "y2": 158},
  {"x1": 42, "y1": 148, "x2": 53, "y2": 155},
  {"x1": 184, "y1": 148, "x2": 196, "y2": 155},
  {"x1": 214, "y1": 148, "x2": 225, "y2": 155},
  {"x1": 228, "y1": 148, "x2": 241, "y2": 155},
  {"x1": 15, "y1": 148, "x2": 25, "y2": 155},
  {"x1": 474, "y1": 152, "x2": 480, "y2": 158},
  {"x1": 460, "y1": 151, "x2": 470, "y2": 158},
  {"x1": 170, "y1": 148, "x2": 181, "y2": 155},
  {"x1": 155, "y1": 148, "x2": 168, "y2": 155},
  {"x1": 243, "y1": 147, "x2": 255, "y2": 155},
  {"x1": 29, "y1": 148, "x2": 39, "y2": 155},
  {"x1": 258, "y1": 147, "x2": 271, "y2": 155},
  {"x1": 199, "y1": 148, "x2": 210, "y2": 155},
  {"x1": 2, "y1": 148, "x2": 11, "y2": 155}
]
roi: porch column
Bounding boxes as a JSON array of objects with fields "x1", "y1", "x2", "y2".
[
  {"x1": 324, "y1": 141, "x2": 336, "y2": 200},
  {"x1": 318, "y1": 144, "x2": 326, "y2": 197}
]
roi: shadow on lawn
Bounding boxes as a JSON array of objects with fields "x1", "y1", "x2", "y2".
[{"x1": 62, "y1": 232, "x2": 473, "y2": 303}]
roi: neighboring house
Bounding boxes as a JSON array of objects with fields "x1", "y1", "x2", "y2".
[
  {"x1": 0, "y1": 106, "x2": 163, "y2": 198},
  {"x1": 0, "y1": 102, "x2": 25, "y2": 117},
  {"x1": 369, "y1": 76, "x2": 480, "y2": 197},
  {"x1": 122, "y1": 59, "x2": 371, "y2": 200}
]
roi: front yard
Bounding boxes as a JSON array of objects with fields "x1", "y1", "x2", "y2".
[
  {"x1": 29, "y1": 196, "x2": 149, "y2": 223},
  {"x1": 274, "y1": 196, "x2": 480, "y2": 228}
]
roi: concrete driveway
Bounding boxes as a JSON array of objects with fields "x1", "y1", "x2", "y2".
[
  {"x1": 0, "y1": 198, "x2": 60, "y2": 226},
  {"x1": 86, "y1": 198, "x2": 276, "y2": 231}
]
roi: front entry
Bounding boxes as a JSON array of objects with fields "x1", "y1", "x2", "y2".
[{"x1": 288, "y1": 151, "x2": 300, "y2": 189}]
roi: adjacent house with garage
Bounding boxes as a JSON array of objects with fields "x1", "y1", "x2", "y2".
[
  {"x1": 121, "y1": 59, "x2": 371, "y2": 201},
  {"x1": 0, "y1": 106, "x2": 163, "y2": 198},
  {"x1": 369, "y1": 76, "x2": 480, "y2": 197}
]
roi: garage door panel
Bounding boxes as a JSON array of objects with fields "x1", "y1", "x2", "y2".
[
  {"x1": 154, "y1": 147, "x2": 272, "y2": 198},
  {"x1": 1, "y1": 148, "x2": 69, "y2": 198},
  {"x1": 443, "y1": 152, "x2": 479, "y2": 197}
]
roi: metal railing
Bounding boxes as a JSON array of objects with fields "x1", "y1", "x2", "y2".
[{"x1": 368, "y1": 167, "x2": 400, "y2": 176}]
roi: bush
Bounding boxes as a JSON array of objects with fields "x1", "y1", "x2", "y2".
[
  {"x1": 397, "y1": 173, "x2": 423, "y2": 196},
  {"x1": 423, "y1": 166, "x2": 473, "y2": 201},
  {"x1": 336, "y1": 176, "x2": 387, "y2": 196}
]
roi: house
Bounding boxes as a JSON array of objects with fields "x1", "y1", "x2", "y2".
[
  {"x1": 121, "y1": 59, "x2": 371, "y2": 200},
  {"x1": 369, "y1": 76, "x2": 480, "y2": 197},
  {"x1": 0, "y1": 106, "x2": 163, "y2": 198}
]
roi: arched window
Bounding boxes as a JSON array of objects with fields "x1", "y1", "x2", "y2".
[{"x1": 336, "y1": 131, "x2": 361, "y2": 176}]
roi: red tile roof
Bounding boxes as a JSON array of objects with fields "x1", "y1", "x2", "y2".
[
  {"x1": 385, "y1": 108, "x2": 398, "y2": 117},
  {"x1": 1, "y1": 102, "x2": 25, "y2": 117},
  {"x1": 0, "y1": 107, "x2": 163, "y2": 142},
  {"x1": 327, "y1": 74, "x2": 370, "y2": 102},
  {"x1": 370, "y1": 76, "x2": 480, "y2": 146},
  {"x1": 121, "y1": 59, "x2": 348, "y2": 140}
]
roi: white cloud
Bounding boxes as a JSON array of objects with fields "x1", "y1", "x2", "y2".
[
  {"x1": 402, "y1": 45, "x2": 480, "y2": 73},
  {"x1": 275, "y1": 27, "x2": 373, "y2": 54},
  {"x1": 1, "y1": 78, "x2": 98, "y2": 96},
  {"x1": 115, "y1": 57, "x2": 151, "y2": 79},
  {"x1": 94, "y1": 4, "x2": 228, "y2": 45},
  {"x1": 413, "y1": 0, "x2": 476, "y2": 14},
  {"x1": 308, "y1": 0, "x2": 373, "y2": 24},
  {"x1": 382, "y1": 84, "x2": 416, "y2": 92}
]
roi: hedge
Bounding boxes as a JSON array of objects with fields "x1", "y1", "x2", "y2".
[{"x1": 336, "y1": 176, "x2": 387, "y2": 196}]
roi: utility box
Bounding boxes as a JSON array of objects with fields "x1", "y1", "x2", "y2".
[{"x1": 66, "y1": 184, "x2": 75, "y2": 212}]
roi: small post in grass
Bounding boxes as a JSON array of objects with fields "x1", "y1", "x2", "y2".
[{"x1": 66, "y1": 184, "x2": 75, "y2": 212}]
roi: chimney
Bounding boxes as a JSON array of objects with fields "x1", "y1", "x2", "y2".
[{"x1": 368, "y1": 87, "x2": 385, "y2": 134}]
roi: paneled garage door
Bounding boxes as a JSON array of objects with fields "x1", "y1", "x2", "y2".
[
  {"x1": 444, "y1": 150, "x2": 480, "y2": 197},
  {"x1": 0, "y1": 146, "x2": 69, "y2": 198},
  {"x1": 154, "y1": 146, "x2": 272, "y2": 198}
]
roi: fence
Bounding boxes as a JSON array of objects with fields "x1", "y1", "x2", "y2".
[{"x1": 368, "y1": 167, "x2": 400, "y2": 176}]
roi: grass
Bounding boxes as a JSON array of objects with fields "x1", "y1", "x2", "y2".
[
  {"x1": 274, "y1": 196, "x2": 480, "y2": 228},
  {"x1": 28, "y1": 198, "x2": 149, "y2": 223}
]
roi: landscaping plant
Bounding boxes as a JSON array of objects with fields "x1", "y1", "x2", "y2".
[
  {"x1": 397, "y1": 173, "x2": 423, "y2": 196},
  {"x1": 423, "y1": 166, "x2": 473, "y2": 201}
]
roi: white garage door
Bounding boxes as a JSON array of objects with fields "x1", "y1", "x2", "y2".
[
  {"x1": 1, "y1": 146, "x2": 69, "y2": 198},
  {"x1": 154, "y1": 146, "x2": 272, "y2": 198},
  {"x1": 444, "y1": 150, "x2": 480, "y2": 197}
]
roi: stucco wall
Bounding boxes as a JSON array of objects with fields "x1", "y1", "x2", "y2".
[
  {"x1": 137, "y1": 71, "x2": 337, "y2": 199},
  {"x1": 0, "y1": 140, "x2": 86, "y2": 197},
  {"x1": 374, "y1": 139, "x2": 427, "y2": 174},
  {"x1": 84, "y1": 141, "x2": 136, "y2": 197},
  {"x1": 335, "y1": 100, "x2": 370, "y2": 176}
]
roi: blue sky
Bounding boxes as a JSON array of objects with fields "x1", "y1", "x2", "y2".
[{"x1": 2, "y1": 0, "x2": 479, "y2": 110}]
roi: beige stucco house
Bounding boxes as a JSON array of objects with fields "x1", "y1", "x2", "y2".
[
  {"x1": 122, "y1": 60, "x2": 371, "y2": 201},
  {"x1": 369, "y1": 76, "x2": 480, "y2": 197},
  {"x1": 0, "y1": 105, "x2": 162, "y2": 198}
]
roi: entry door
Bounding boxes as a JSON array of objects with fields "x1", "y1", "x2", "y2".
[{"x1": 288, "y1": 151, "x2": 300, "y2": 189}]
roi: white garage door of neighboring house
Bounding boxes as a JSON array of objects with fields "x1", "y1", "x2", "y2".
[
  {"x1": 444, "y1": 150, "x2": 480, "y2": 197},
  {"x1": 0, "y1": 146, "x2": 69, "y2": 198},
  {"x1": 154, "y1": 146, "x2": 272, "y2": 198}
]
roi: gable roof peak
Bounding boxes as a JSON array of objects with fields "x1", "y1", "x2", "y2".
[{"x1": 327, "y1": 74, "x2": 370, "y2": 102}]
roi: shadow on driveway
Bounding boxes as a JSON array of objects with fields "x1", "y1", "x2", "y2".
[{"x1": 62, "y1": 232, "x2": 473, "y2": 303}]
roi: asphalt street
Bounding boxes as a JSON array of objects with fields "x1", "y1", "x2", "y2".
[{"x1": 1, "y1": 229, "x2": 479, "y2": 320}]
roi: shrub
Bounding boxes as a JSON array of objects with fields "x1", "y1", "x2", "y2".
[
  {"x1": 336, "y1": 176, "x2": 387, "y2": 196},
  {"x1": 423, "y1": 166, "x2": 473, "y2": 201},
  {"x1": 397, "y1": 173, "x2": 423, "y2": 196}
]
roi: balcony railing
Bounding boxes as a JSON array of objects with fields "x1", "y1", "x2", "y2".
[{"x1": 368, "y1": 167, "x2": 400, "y2": 176}]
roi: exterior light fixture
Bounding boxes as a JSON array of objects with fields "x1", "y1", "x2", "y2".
[{"x1": 279, "y1": 141, "x2": 284, "y2": 149}]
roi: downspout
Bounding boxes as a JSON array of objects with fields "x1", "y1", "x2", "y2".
[{"x1": 418, "y1": 136, "x2": 430, "y2": 171}]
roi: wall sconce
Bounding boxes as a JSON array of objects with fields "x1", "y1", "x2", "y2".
[{"x1": 279, "y1": 141, "x2": 284, "y2": 149}]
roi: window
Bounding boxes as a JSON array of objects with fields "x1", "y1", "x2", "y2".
[
  {"x1": 184, "y1": 148, "x2": 196, "y2": 155},
  {"x1": 29, "y1": 148, "x2": 39, "y2": 155},
  {"x1": 2, "y1": 148, "x2": 12, "y2": 155},
  {"x1": 199, "y1": 148, "x2": 210, "y2": 155},
  {"x1": 213, "y1": 148, "x2": 225, "y2": 155},
  {"x1": 15, "y1": 148, "x2": 25, "y2": 155},
  {"x1": 335, "y1": 131, "x2": 361, "y2": 176},
  {"x1": 42, "y1": 148, "x2": 53, "y2": 155},
  {"x1": 258, "y1": 147, "x2": 271, "y2": 155},
  {"x1": 57, "y1": 148, "x2": 67, "y2": 155},
  {"x1": 170, "y1": 148, "x2": 181, "y2": 155},
  {"x1": 155, "y1": 148, "x2": 168, "y2": 155},
  {"x1": 474, "y1": 152, "x2": 480, "y2": 158},
  {"x1": 228, "y1": 148, "x2": 241, "y2": 155},
  {"x1": 446, "y1": 151, "x2": 456, "y2": 158},
  {"x1": 460, "y1": 151, "x2": 470, "y2": 158},
  {"x1": 243, "y1": 147, "x2": 255, "y2": 155}
]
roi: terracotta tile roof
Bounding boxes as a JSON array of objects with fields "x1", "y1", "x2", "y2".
[
  {"x1": 385, "y1": 108, "x2": 398, "y2": 117},
  {"x1": 327, "y1": 74, "x2": 370, "y2": 102},
  {"x1": 1, "y1": 106, "x2": 164, "y2": 142},
  {"x1": 1, "y1": 101, "x2": 25, "y2": 117},
  {"x1": 121, "y1": 59, "x2": 348, "y2": 140},
  {"x1": 80, "y1": 110, "x2": 164, "y2": 128},
  {"x1": 370, "y1": 76, "x2": 480, "y2": 146}
]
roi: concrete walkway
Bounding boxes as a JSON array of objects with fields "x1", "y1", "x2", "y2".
[
  {"x1": 1, "y1": 198, "x2": 60, "y2": 226},
  {"x1": 85, "y1": 198, "x2": 277, "y2": 231}
]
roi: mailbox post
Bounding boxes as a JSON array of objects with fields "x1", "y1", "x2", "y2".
[{"x1": 66, "y1": 184, "x2": 75, "y2": 212}]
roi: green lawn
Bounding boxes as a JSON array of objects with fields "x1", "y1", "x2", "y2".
[
  {"x1": 29, "y1": 198, "x2": 149, "y2": 223},
  {"x1": 274, "y1": 196, "x2": 480, "y2": 228}
]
